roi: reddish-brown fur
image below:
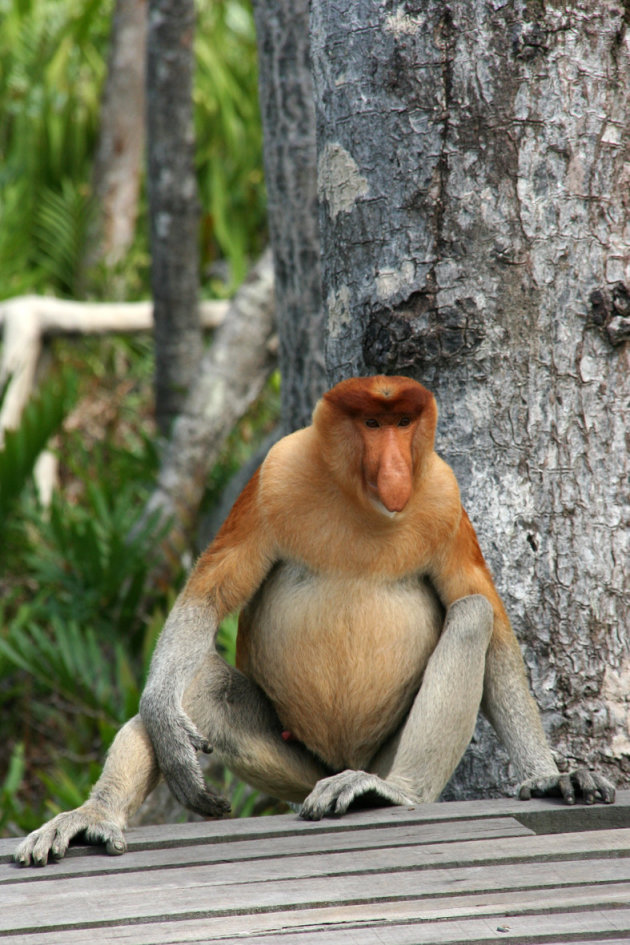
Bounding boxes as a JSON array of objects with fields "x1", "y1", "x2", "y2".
[
  {"x1": 323, "y1": 375, "x2": 434, "y2": 419},
  {"x1": 183, "y1": 375, "x2": 513, "y2": 772}
]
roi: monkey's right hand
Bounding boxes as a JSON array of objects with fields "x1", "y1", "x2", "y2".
[
  {"x1": 139, "y1": 694, "x2": 231, "y2": 818},
  {"x1": 15, "y1": 803, "x2": 127, "y2": 866}
]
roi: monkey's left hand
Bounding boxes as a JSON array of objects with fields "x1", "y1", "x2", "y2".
[
  {"x1": 519, "y1": 768, "x2": 616, "y2": 806},
  {"x1": 140, "y1": 692, "x2": 231, "y2": 817},
  {"x1": 300, "y1": 770, "x2": 416, "y2": 820}
]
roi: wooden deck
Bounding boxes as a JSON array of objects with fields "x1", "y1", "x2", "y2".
[{"x1": 1, "y1": 789, "x2": 629, "y2": 944}]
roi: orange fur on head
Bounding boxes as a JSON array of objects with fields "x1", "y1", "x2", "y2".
[
  {"x1": 313, "y1": 376, "x2": 438, "y2": 513},
  {"x1": 322, "y1": 375, "x2": 434, "y2": 420}
]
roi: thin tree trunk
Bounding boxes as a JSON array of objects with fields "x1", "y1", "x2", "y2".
[
  {"x1": 311, "y1": 0, "x2": 630, "y2": 795},
  {"x1": 87, "y1": 0, "x2": 147, "y2": 278},
  {"x1": 139, "y1": 251, "x2": 276, "y2": 567},
  {"x1": 147, "y1": 0, "x2": 202, "y2": 435},
  {"x1": 253, "y1": 0, "x2": 326, "y2": 431}
]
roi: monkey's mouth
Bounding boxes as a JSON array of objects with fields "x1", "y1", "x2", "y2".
[{"x1": 368, "y1": 493, "x2": 399, "y2": 519}]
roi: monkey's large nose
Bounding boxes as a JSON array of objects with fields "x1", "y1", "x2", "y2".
[{"x1": 376, "y1": 456, "x2": 412, "y2": 512}]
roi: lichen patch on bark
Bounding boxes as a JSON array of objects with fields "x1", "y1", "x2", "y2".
[
  {"x1": 327, "y1": 284, "x2": 353, "y2": 339},
  {"x1": 384, "y1": 8, "x2": 425, "y2": 36},
  {"x1": 317, "y1": 143, "x2": 369, "y2": 218},
  {"x1": 375, "y1": 262, "x2": 417, "y2": 301}
]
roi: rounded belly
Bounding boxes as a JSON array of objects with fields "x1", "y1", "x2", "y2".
[{"x1": 241, "y1": 564, "x2": 443, "y2": 771}]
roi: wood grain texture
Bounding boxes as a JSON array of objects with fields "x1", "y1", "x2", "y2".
[{"x1": 1, "y1": 793, "x2": 628, "y2": 943}]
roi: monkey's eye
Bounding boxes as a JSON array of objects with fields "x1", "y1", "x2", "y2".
[
  {"x1": 398, "y1": 417, "x2": 411, "y2": 427},
  {"x1": 365, "y1": 418, "x2": 380, "y2": 428}
]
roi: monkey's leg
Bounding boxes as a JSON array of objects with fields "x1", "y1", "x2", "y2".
[
  {"x1": 15, "y1": 715, "x2": 159, "y2": 866},
  {"x1": 300, "y1": 595, "x2": 493, "y2": 820},
  {"x1": 16, "y1": 657, "x2": 326, "y2": 867},
  {"x1": 183, "y1": 653, "x2": 329, "y2": 804}
]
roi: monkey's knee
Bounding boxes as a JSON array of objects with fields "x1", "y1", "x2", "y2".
[{"x1": 444, "y1": 594, "x2": 493, "y2": 646}]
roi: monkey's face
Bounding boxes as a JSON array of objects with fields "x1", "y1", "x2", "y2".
[
  {"x1": 314, "y1": 375, "x2": 438, "y2": 517},
  {"x1": 358, "y1": 415, "x2": 417, "y2": 515}
]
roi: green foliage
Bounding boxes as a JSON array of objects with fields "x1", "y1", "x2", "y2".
[
  {"x1": 195, "y1": 0, "x2": 267, "y2": 291},
  {"x1": 34, "y1": 179, "x2": 96, "y2": 295},
  {"x1": 217, "y1": 613, "x2": 239, "y2": 666},
  {"x1": 0, "y1": 0, "x2": 272, "y2": 828},
  {"x1": 27, "y1": 474, "x2": 166, "y2": 644},
  {"x1": 0, "y1": 0, "x2": 265, "y2": 299},
  {"x1": 0, "y1": 345, "x2": 172, "y2": 834},
  {"x1": 0, "y1": 744, "x2": 27, "y2": 835},
  {"x1": 0, "y1": 0, "x2": 111, "y2": 297},
  {"x1": 0, "y1": 369, "x2": 77, "y2": 553},
  {"x1": 0, "y1": 615, "x2": 141, "y2": 736},
  {"x1": 0, "y1": 345, "x2": 281, "y2": 837}
]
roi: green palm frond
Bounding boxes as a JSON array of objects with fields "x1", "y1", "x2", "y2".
[{"x1": 34, "y1": 181, "x2": 94, "y2": 294}]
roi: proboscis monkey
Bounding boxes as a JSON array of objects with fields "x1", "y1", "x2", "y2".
[{"x1": 16, "y1": 375, "x2": 615, "y2": 865}]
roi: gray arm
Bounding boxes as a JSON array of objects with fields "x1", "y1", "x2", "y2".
[
  {"x1": 482, "y1": 635, "x2": 615, "y2": 805},
  {"x1": 301, "y1": 595, "x2": 494, "y2": 819},
  {"x1": 138, "y1": 597, "x2": 229, "y2": 816}
]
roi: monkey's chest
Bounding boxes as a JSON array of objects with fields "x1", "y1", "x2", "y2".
[{"x1": 238, "y1": 563, "x2": 443, "y2": 771}]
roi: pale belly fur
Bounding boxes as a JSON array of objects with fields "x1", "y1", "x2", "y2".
[{"x1": 242, "y1": 562, "x2": 444, "y2": 771}]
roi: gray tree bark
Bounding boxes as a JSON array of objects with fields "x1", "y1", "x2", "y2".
[
  {"x1": 87, "y1": 0, "x2": 147, "y2": 278},
  {"x1": 252, "y1": 0, "x2": 326, "y2": 431},
  {"x1": 147, "y1": 0, "x2": 202, "y2": 435},
  {"x1": 311, "y1": 0, "x2": 629, "y2": 797}
]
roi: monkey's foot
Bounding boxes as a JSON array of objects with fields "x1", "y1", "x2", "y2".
[
  {"x1": 519, "y1": 767, "x2": 616, "y2": 806},
  {"x1": 299, "y1": 770, "x2": 415, "y2": 821},
  {"x1": 15, "y1": 804, "x2": 127, "y2": 867}
]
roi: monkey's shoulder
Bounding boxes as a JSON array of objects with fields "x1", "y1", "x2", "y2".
[{"x1": 260, "y1": 426, "x2": 320, "y2": 493}]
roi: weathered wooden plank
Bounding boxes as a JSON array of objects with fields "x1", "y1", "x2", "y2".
[
  {"x1": 3, "y1": 789, "x2": 627, "y2": 860},
  {"x1": 6, "y1": 898, "x2": 630, "y2": 945},
  {"x1": 193, "y1": 907, "x2": 630, "y2": 945},
  {"x1": 10, "y1": 927, "x2": 630, "y2": 945},
  {"x1": 213, "y1": 907, "x2": 630, "y2": 944},
  {"x1": 2, "y1": 850, "x2": 629, "y2": 935},
  {"x1": 2, "y1": 795, "x2": 628, "y2": 944},
  {"x1": 6, "y1": 880, "x2": 630, "y2": 945},
  {"x1": 4, "y1": 824, "x2": 629, "y2": 894},
  {"x1": 1, "y1": 816, "x2": 533, "y2": 882}
]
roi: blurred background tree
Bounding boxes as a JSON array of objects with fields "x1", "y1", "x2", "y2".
[
  {"x1": 84, "y1": 0, "x2": 147, "y2": 287},
  {"x1": 0, "y1": 0, "x2": 265, "y2": 303},
  {"x1": 0, "y1": 0, "x2": 274, "y2": 834}
]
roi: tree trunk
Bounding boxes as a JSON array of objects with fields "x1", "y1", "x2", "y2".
[
  {"x1": 87, "y1": 0, "x2": 147, "y2": 279},
  {"x1": 147, "y1": 0, "x2": 202, "y2": 436},
  {"x1": 253, "y1": 0, "x2": 326, "y2": 431},
  {"x1": 139, "y1": 251, "x2": 276, "y2": 567},
  {"x1": 311, "y1": 0, "x2": 629, "y2": 796}
]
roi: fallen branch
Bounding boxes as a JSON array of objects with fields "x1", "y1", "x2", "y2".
[
  {"x1": 0, "y1": 261, "x2": 274, "y2": 530},
  {"x1": 0, "y1": 295, "x2": 227, "y2": 332},
  {"x1": 0, "y1": 295, "x2": 228, "y2": 437}
]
